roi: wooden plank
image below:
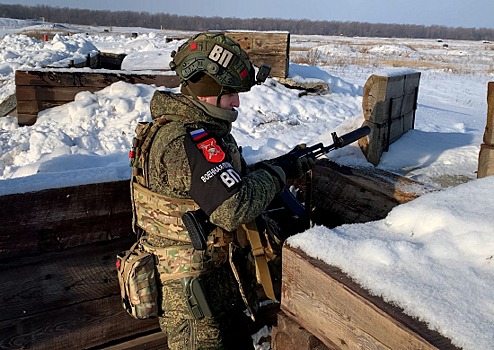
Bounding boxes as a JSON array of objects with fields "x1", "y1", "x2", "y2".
[
  {"x1": 16, "y1": 113, "x2": 37, "y2": 126},
  {"x1": 0, "y1": 294, "x2": 161, "y2": 350},
  {"x1": 16, "y1": 85, "x2": 102, "y2": 102},
  {"x1": 272, "y1": 311, "x2": 332, "y2": 350},
  {"x1": 280, "y1": 245, "x2": 460, "y2": 350},
  {"x1": 103, "y1": 331, "x2": 168, "y2": 350},
  {"x1": 0, "y1": 93, "x2": 16, "y2": 117},
  {"x1": 225, "y1": 32, "x2": 290, "y2": 78},
  {"x1": 16, "y1": 99, "x2": 66, "y2": 114},
  {"x1": 0, "y1": 237, "x2": 131, "y2": 321},
  {"x1": 15, "y1": 70, "x2": 180, "y2": 88},
  {"x1": 311, "y1": 159, "x2": 433, "y2": 227},
  {"x1": 0, "y1": 180, "x2": 133, "y2": 259},
  {"x1": 359, "y1": 72, "x2": 420, "y2": 165},
  {"x1": 477, "y1": 143, "x2": 494, "y2": 178},
  {"x1": 0, "y1": 236, "x2": 162, "y2": 350},
  {"x1": 483, "y1": 82, "x2": 494, "y2": 145}
]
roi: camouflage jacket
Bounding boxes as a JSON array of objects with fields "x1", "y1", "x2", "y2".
[{"x1": 147, "y1": 90, "x2": 278, "y2": 232}]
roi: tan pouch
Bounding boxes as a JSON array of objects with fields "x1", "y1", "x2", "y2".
[{"x1": 116, "y1": 240, "x2": 159, "y2": 320}]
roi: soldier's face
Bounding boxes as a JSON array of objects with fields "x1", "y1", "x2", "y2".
[{"x1": 199, "y1": 92, "x2": 240, "y2": 110}]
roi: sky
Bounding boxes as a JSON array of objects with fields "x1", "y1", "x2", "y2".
[
  {"x1": 1, "y1": 18, "x2": 494, "y2": 350},
  {"x1": 2, "y1": 0, "x2": 494, "y2": 29}
]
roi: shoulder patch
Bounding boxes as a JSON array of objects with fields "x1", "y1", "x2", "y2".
[{"x1": 197, "y1": 138, "x2": 225, "y2": 163}]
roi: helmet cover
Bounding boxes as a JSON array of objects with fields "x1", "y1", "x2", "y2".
[{"x1": 170, "y1": 32, "x2": 256, "y2": 93}]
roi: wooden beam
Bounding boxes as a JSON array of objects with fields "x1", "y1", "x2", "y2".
[
  {"x1": 478, "y1": 82, "x2": 494, "y2": 178},
  {"x1": 16, "y1": 85, "x2": 102, "y2": 102},
  {"x1": 311, "y1": 159, "x2": 434, "y2": 227},
  {"x1": 0, "y1": 180, "x2": 132, "y2": 259},
  {"x1": 0, "y1": 236, "x2": 162, "y2": 350},
  {"x1": 15, "y1": 70, "x2": 180, "y2": 88},
  {"x1": 280, "y1": 245, "x2": 460, "y2": 350}
]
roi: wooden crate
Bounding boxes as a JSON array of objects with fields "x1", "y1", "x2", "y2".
[
  {"x1": 15, "y1": 69, "x2": 180, "y2": 126},
  {"x1": 276, "y1": 245, "x2": 460, "y2": 350},
  {"x1": 0, "y1": 160, "x2": 431, "y2": 349},
  {"x1": 358, "y1": 72, "x2": 421, "y2": 165}
]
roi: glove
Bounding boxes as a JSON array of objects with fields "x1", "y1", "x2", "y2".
[
  {"x1": 273, "y1": 144, "x2": 316, "y2": 179},
  {"x1": 258, "y1": 162, "x2": 286, "y2": 193}
]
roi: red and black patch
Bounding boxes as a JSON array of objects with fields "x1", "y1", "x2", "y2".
[{"x1": 197, "y1": 138, "x2": 225, "y2": 163}]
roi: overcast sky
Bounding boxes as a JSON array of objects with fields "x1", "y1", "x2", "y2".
[{"x1": 2, "y1": 0, "x2": 493, "y2": 29}]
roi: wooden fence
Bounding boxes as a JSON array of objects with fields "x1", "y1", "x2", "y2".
[
  {"x1": 274, "y1": 245, "x2": 460, "y2": 350},
  {"x1": 0, "y1": 181, "x2": 167, "y2": 349},
  {"x1": 478, "y1": 82, "x2": 494, "y2": 178},
  {"x1": 0, "y1": 160, "x2": 430, "y2": 349},
  {"x1": 15, "y1": 69, "x2": 180, "y2": 126},
  {"x1": 13, "y1": 31, "x2": 290, "y2": 126},
  {"x1": 359, "y1": 72, "x2": 421, "y2": 165}
]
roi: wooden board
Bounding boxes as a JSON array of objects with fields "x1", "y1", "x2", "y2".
[
  {"x1": 225, "y1": 31, "x2": 290, "y2": 78},
  {"x1": 15, "y1": 69, "x2": 180, "y2": 88},
  {"x1": 311, "y1": 159, "x2": 433, "y2": 227},
  {"x1": 0, "y1": 180, "x2": 132, "y2": 259},
  {"x1": 0, "y1": 93, "x2": 16, "y2": 117},
  {"x1": 15, "y1": 69, "x2": 181, "y2": 125},
  {"x1": 477, "y1": 143, "x2": 494, "y2": 178},
  {"x1": 483, "y1": 82, "x2": 494, "y2": 145},
  {"x1": 478, "y1": 82, "x2": 494, "y2": 178},
  {"x1": 0, "y1": 236, "x2": 164, "y2": 350},
  {"x1": 280, "y1": 245, "x2": 460, "y2": 350}
]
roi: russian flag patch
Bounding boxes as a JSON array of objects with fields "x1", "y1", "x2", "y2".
[{"x1": 190, "y1": 128, "x2": 208, "y2": 141}]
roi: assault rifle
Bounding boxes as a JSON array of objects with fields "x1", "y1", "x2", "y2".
[
  {"x1": 182, "y1": 125, "x2": 371, "y2": 250},
  {"x1": 271, "y1": 125, "x2": 371, "y2": 222}
]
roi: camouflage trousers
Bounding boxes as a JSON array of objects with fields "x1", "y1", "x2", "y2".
[{"x1": 158, "y1": 265, "x2": 255, "y2": 350}]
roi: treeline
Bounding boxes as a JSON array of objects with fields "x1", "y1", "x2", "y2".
[{"x1": 1, "y1": 3, "x2": 493, "y2": 41}]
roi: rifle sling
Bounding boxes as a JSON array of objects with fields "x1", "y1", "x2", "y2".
[{"x1": 242, "y1": 221, "x2": 277, "y2": 301}]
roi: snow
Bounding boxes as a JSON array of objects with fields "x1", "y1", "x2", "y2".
[{"x1": 1, "y1": 18, "x2": 494, "y2": 349}]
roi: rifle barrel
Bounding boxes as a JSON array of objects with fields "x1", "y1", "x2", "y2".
[{"x1": 337, "y1": 125, "x2": 371, "y2": 148}]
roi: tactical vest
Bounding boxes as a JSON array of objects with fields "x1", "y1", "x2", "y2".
[
  {"x1": 129, "y1": 118, "x2": 283, "y2": 316},
  {"x1": 129, "y1": 118, "x2": 230, "y2": 282}
]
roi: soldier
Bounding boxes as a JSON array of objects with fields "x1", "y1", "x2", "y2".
[{"x1": 129, "y1": 32, "x2": 313, "y2": 350}]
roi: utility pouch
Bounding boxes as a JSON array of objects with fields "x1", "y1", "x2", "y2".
[
  {"x1": 182, "y1": 276, "x2": 213, "y2": 320},
  {"x1": 116, "y1": 241, "x2": 159, "y2": 320}
]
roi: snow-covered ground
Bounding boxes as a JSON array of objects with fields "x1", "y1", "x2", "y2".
[{"x1": 1, "y1": 17, "x2": 493, "y2": 350}]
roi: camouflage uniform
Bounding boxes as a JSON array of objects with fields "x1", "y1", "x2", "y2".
[{"x1": 140, "y1": 89, "x2": 280, "y2": 350}]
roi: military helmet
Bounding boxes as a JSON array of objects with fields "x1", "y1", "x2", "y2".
[{"x1": 170, "y1": 32, "x2": 256, "y2": 93}]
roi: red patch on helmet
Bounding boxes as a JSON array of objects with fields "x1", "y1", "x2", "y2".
[
  {"x1": 190, "y1": 42, "x2": 197, "y2": 51},
  {"x1": 197, "y1": 138, "x2": 225, "y2": 163},
  {"x1": 240, "y1": 68, "x2": 248, "y2": 79}
]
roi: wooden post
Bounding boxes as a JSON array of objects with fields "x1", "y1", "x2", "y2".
[{"x1": 478, "y1": 82, "x2": 494, "y2": 178}]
